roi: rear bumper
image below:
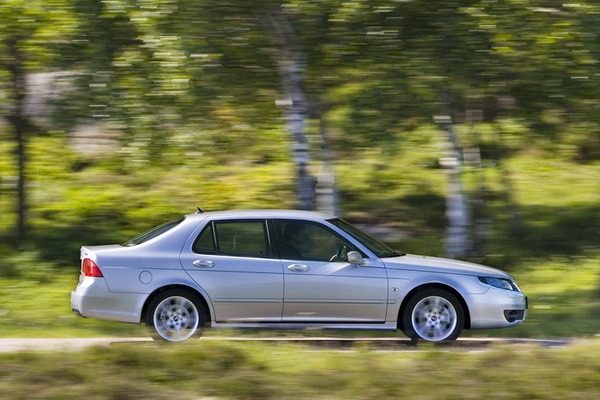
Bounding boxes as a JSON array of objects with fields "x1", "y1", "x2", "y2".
[{"x1": 71, "y1": 276, "x2": 143, "y2": 324}]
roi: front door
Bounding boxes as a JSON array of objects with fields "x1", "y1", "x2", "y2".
[{"x1": 275, "y1": 219, "x2": 389, "y2": 322}]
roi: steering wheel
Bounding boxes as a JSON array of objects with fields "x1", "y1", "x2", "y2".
[{"x1": 329, "y1": 245, "x2": 349, "y2": 262}]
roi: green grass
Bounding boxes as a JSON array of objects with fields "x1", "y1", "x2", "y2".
[
  {"x1": 0, "y1": 339, "x2": 599, "y2": 399},
  {"x1": 0, "y1": 273, "x2": 144, "y2": 338},
  {"x1": 1, "y1": 128, "x2": 599, "y2": 340},
  {"x1": 463, "y1": 256, "x2": 600, "y2": 339},
  {"x1": 1, "y1": 254, "x2": 598, "y2": 399},
  {"x1": 1, "y1": 253, "x2": 598, "y2": 340},
  {"x1": 1, "y1": 123, "x2": 599, "y2": 398}
]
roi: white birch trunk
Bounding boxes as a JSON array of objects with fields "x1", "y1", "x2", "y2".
[
  {"x1": 316, "y1": 113, "x2": 338, "y2": 216},
  {"x1": 261, "y1": 10, "x2": 316, "y2": 210},
  {"x1": 436, "y1": 115, "x2": 471, "y2": 258}
]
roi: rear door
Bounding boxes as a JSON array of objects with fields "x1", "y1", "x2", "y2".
[{"x1": 180, "y1": 218, "x2": 283, "y2": 322}]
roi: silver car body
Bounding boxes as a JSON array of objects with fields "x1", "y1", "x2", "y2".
[{"x1": 71, "y1": 210, "x2": 527, "y2": 339}]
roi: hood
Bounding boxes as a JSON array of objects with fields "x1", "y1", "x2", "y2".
[{"x1": 383, "y1": 254, "x2": 510, "y2": 278}]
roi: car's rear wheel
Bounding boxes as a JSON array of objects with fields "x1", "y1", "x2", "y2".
[
  {"x1": 402, "y1": 288, "x2": 464, "y2": 342},
  {"x1": 146, "y1": 290, "x2": 205, "y2": 342}
]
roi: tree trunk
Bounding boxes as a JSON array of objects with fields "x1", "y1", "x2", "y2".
[
  {"x1": 15, "y1": 121, "x2": 27, "y2": 244},
  {"x1": 316, "y1": 113, "x2": 338, "y2": 216},
  {"x1": 2, "y1": 41, "x2": 30, "y2": 245},
  {"x1": 260, "y1": 9, "x2": 316, "y2": 211},
  {"x1": 436, "y1": 115, "x2": 471, "y2": 258}
]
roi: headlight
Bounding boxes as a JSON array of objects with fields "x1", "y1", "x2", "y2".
[{"x1": 478, "y1": 276, "x2": 518, "y2": 291}]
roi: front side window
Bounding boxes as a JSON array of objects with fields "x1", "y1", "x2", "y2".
[
  {"x1": 328, "y1": 218, "x2": 403, "y2": 258},
  {"x1": 193, "y1": 220, "x2": 272, "y2": 258},
  {"x1": 275, "y1": 219, "x2": 358, "y2": 262}
]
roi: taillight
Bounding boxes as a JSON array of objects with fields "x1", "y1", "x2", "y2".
[{"x1": 82, "y1": 258, "x2": 104, "y2": 277}]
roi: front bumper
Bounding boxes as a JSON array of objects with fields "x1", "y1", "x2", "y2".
[{"x1": 468, "y1": 289, "x2": 528, "y2": 329}]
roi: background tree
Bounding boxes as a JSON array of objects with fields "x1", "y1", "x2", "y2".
[
  {"x1": 2, "y1": 0, "x2": 599, "y2": 261},
  {"x1": 0, "y1": 0, "x2": 77, "y2": 245}
]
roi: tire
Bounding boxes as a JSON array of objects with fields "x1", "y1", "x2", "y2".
[
  {"x1": 145, "y1": 289, "x2": 205, "y2": 342},
  {"x1": 402, "y1": 288, "x2": 464, "y2": 342}
]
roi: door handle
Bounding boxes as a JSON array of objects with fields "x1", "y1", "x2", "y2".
[
  {"x1": 287, "y1": 264, "x2": 310, "y2": 273},
  {"x1": 193, "y1": 260, "x2": 215, "y2": 268}
]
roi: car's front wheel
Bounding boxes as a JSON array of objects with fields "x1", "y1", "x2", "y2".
[
  {"x1": 402, "y1": 288, "x2": 464, "y2": 342},
  {"x1": 145, "y1": 290, "x2": 205, "y2": 342}
]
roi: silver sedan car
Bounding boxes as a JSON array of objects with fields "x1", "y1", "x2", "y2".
[{"x1": 71, "y1": 209, "x2": 527, "y2": 342}]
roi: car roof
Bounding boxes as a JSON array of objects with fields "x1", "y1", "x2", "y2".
[{"x1": 183, "y1": 209, "x2": 336, "y2": 222}]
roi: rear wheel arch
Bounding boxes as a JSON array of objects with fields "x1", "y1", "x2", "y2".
[
  {"x1": 142, "y1": 285, "x2": 211, "y2": 327},
  {"x1": 398, "y1": 283, "x2": 471, "y2": 332}
]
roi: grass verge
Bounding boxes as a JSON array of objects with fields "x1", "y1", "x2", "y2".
[
  {"x1": 0, "y1": 339, "x2": 599, "y2": 399},
  {"x1": 0, "y1": 254, "x2": 598, "y2": 340}
]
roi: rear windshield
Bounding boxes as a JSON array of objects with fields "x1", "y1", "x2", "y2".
[{"x1": 121, "y1": 218, "x2": 184, "y2": 247}]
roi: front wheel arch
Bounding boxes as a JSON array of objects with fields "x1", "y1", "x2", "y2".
[
  {"x1": 398, "y1": 284, "x2": 471, "y2": 332},
  {"x1": 400, "y1": 287, "x2": 466, "y2": 342}
]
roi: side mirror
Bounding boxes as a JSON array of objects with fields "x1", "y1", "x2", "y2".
[{"x1": 347, "y1": 251, "x2": 365, "y2": 266}]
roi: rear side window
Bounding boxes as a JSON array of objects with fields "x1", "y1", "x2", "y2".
[
  {"x1": 193, "y1": 220, "x2": 272, "y2": 258},
  {"x1": 122, "y1": 218, "x2": 184, "y2": 247},
  {"x1": 193, "y1": 224, "x2": 217, "y2": 254}
]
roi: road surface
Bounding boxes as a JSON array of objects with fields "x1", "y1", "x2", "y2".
[{"x1": 0, "y1": 337, "x2": 573, "y2": 353}]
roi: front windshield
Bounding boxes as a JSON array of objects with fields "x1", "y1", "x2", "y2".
[
  {"x1": 328, "y1": 218, "x2": 404, "y2": 258},
  {"x1": 121, "y1": 218, "x2": 184, "y2": 247}
]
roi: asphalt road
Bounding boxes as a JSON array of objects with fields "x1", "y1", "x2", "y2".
[
  {"x1": 0, "y1": 338, "x2": 150, "y2": 353},
  {"x1": 0, "y1": 337, "x2": 574, "y2": 353}
]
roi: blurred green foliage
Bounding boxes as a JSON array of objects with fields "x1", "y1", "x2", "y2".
[
  {"x1": 0, "y1": 339, "x2": 599, "y2": 399},
  {"x1": 1, "y1": 11, "x2": 599, "y2": 400},
  {"x1": 2, "y1": 0, "x2": 600, "y2": 258},
  {"x1": 3, "y1": 119, "x2": 598, "y2": 266},
  {"x1": 1, "y1": 1, "x2": 599, "y2": 346}
]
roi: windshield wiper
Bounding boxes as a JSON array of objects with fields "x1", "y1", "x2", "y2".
[{"x1": 381, "y1": 250, "x2": 406, "y2": 257}]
